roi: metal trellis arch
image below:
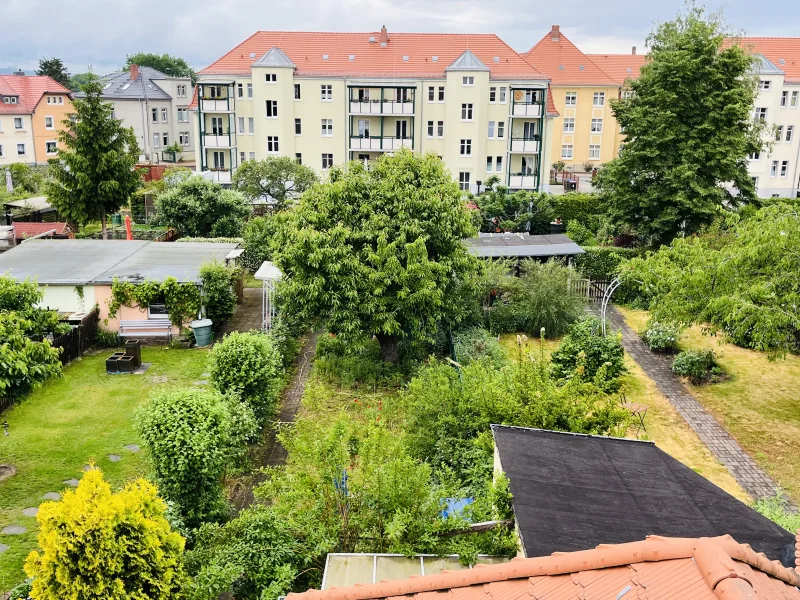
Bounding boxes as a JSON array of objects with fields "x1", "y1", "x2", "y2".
[{"x1": 600, "y1": 277, "x2": 623, "y2": 337}]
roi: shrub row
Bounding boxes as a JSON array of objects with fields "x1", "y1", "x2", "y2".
[{"x1": 572, "y1": 246, "x2": 641, "y2": 280}]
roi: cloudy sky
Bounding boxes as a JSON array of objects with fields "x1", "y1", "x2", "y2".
[{"x1": 2, "y1": 0, "x2": 799, "y2": 75}]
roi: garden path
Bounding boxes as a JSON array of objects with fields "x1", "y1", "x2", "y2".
[
  {"x1": 217, "y1": 287, "x2": 263, "y2": 337},
  {"x1": 596, "y1": 305, "x2": 791, "y2": 506}
]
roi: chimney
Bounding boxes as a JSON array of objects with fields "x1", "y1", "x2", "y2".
[
  {"x1": 380, "y1": 25, "x2": 388, "y2": 44},
  {"x1": 551, "y1": 25, "x2": 560, "y2": 41},
  {"x1": 13, "y1": 68, "x2": 24, "y2": 76},
  {"x1": 130, "y1": 64, "x2": 139, "y2": 81},
  {"x1": 632, "y1": 46, "x2": 637, "y2": 55}
]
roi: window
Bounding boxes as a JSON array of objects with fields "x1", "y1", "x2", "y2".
[
  {"x1": 178, "y1": 108, "x2": 189, "y2": 122},
  {"x1": 147, "y1": 295, "x2": 168, "y2": 318},
  {"x1": 591, "y1": 118, "x2": 603, "y2": 132},
  {"x1": 563, "y1": 118, "x2": 575, "y2": 133},
  {"x1": 161, "y1": 108, "x2": 168, "y2": 123},
  {"x1": 787, "y1": 125, "x2": 794, "y2": 142},
  {"x1": 238, "y1": 117, "x2": 245, "y2": 133},
  {"x1": 438, "y1": 86, "x2": 445, "y2": 102},
  {"x1": 776, "y1": 126, "x2": 784, "y2": 141},
  {"x1": 749, "y1": 151, "x2": 760, "y2": 160},
  {"x1": 266, "y1": 100, "x2": 278, "y2": 118},
  {"x1": 248, "y1": 118, "x2": 255, "y2": 134},
  {"x1": 462, "y1": 76, "x2": 474, "y2": 86},
  {"x1": 755, "y1": 107, "x2": 767, "y2": 121},
  {"x1": 177, "y1": 84, "x2": 187, "y2": 97},
  {"x1": 781, "y1": 91, "x2": 789, "y2": 107},
  {"x1": 212, "y1": 151, "x2": 225, "y2": 169},
  {"x1": 458, "y1": 172, "x2": 470, "y2": 191},
  {"x1": 265, "y1": 73, "x2": 277, "y2": 83},
  {"x1": 565, "y1": 92, "x2": 577, "y2": 106},
  {"x1": 322, "y1": 153, "x2": 333, "y2": 169},
  {"x1": 461, "y1": 103, "x2": 473, "y2": 120},
  {"x1": 321, "y1": 119, "x2": 333, "y2": 136},
  {"x1": 179, "y1": 132, "x2": 190, "y2": 146},
  {"x1": 460, "y1": 139, "x2": 472, "y2": 156},
  {"x1": 162, "y1": 133, "x2": 169, "y2": 146},
  {"x1": 151, "y1": 108, "x2": 158, "y2": 123},
  {"x1": 321, "y1": 85, "x2": 332, "y2": 101},
  {"x1": 153, "y1": 133, "x2": 160, "y2": 148},
  {"x1": 437, "y1": 121, "x2": 444, "y2": 137},
  {"x1": 207, "y1": 85, "x2": 222, "y2": 98},
  {"x1": 45, "y1": 116, "x2": 54, "y2": 129},
  {"x1": 771, "y1": 160, "x2": 779, "y2": 177},
  {"x1": 358, "y1": 119, "x2": 370, "y2": 137},
  {"x1": 16, "y1": 143, "x2": 25, "y2": 155},
  {"x1": 249, "y1": 152, "x2": 255, "y2": 161},
  {"x1": 499, "y1": 87, "x2": 507, "y2": 103},
  {"x1": 46, "y1": 141, "x2": 57, "y2": 154},
  {"x1": 237, "y1": 83, "x2": 244, "y2": 98},
  {"x1": 395, "y1": 120, "x2": 408, "y2": 139},
  {"x1": 240, "y1": 151, "x2": 246, "y2": 164},
  {"x1": 488, "y1": 121, "x2": 495, "y2": 138},
  {"x1": 593, "y1": 92, "x2": 605, "y2": 107},
  {"x1": 561, "y1": 144, "x2": 573, "y2": 159},
  {"x1": 589, "y1": 144, "x2": 600, "y2": 159},
  {"x1": 427, "y1": 121, "x2": 434, "y2": 137},
  {"x1": 752, "y1": 176, "x2": 758, "y2": 189},
  {"x1": 621, "y1": 90, "x2": 635, "y2": 99},
  {"x1": 792, "y1": 91, "x2": 799, "y2": 108},
  {"x1": 780, "y1": 160, "x2": 789, "y2": 177},
  {"x1": 294, "y1": 84, "x2": 301, "y2": 100},
  {"x1": 247, "y1": 83, "x2": 253, "y2": 98},
  {"x1": 489, "y1": 87, "x2": 496, "y2": 103},
  {"x1": 0, "y1": 145, "x2": 3, "y2": 157},
  {"x1": 267, "y1": 136, "x2": 279, "y2": 152},
  {"x1": 428, "y1": 86, "x2": 435, "y2": 102},
  {"x1": 295, "y1": 118, "x2": 302, "y2": 135},
  {"x1": 486, "y1": 156, "x2": 493, "y2": 172},
  {"x1": 758, "y1": 80, "x2": 771, "y2": 90},
  {"x1": 211, "y1": 116, "x2": 223, "y2": 134},
  {"x1": 496, "y1": 156, "x2": 502, "y2": 172},
  {"x1": 497, "y1": 122, "x2": 504, "y2": 138},
  {"x1": 295, "y1": 153, "x2": 302, "y2": 164}
]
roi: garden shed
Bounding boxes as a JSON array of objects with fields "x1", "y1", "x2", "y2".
[{"x1": 464, "y1": 233, "x2": 584, "y2": 260}]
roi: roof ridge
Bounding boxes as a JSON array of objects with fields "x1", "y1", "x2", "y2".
[{"x1": 287, "y1": 536, "x2": 800, "y2": 600}]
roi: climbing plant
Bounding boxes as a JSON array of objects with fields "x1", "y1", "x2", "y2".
[{"x1": 109, "y1": 277, "x2": 201, "y2": 328}]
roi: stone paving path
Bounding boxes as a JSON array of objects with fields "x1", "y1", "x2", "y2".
[
  {"x1": 598, "y1": 305, "x2": 788, "y2": 504},
  {"x1": 217, "y1": 287, "x2": 263, "y2": 338}
]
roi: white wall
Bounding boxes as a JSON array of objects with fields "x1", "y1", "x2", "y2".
[{"x1": 38, "y1": 285, "x2": 95, "y2": 314}]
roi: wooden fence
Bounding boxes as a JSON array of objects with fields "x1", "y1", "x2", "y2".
[
  {"x1": 570, "y1": 278, "x2": 611, "y2": 302},
  {"x1": 51, "y1": 308, "x2": 100, "y2": 366}
]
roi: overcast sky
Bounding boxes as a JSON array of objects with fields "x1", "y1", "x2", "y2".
[{"x1": 2, "y1": 0, "x2": 799, "y2": 76}]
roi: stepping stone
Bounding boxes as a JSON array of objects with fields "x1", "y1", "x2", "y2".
[
  {"x1": 0, "y1": 543, "x2": 8, "y2": 553},
  {"x1": 2, "y1": 525, "x2": 26, "y2": 535},
  {"x1": 201, "y1": 372, "x2": 210, "y2": 377},
  {"x1": 123, "y1": 444, "x2": 140, "y2": 453},
  {"x1": 108, "y1": 454, "x2": 121, "y2": 462},
  {"x1": 22, "y1": 507, "x2": 38, "y2": 517},
  {"x1": 63, "y1": 479, "x2": 79, "y2": 487},
  {"x1": 82, "y1": 464, "x2": 92, "y2": 471},
  {"x1": 193, "y1": 380, "x2": 208, "y2": 386},
  {"x1": 41, "y1": 492, "x2": 61, "y2": 501}
]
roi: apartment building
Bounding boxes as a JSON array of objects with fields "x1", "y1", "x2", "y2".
[
  {"x1": 0, "y1": 73, "x2": 72, "y2": 166},
  {"x1": 190, "y1": 27, "x2": 557, "y2": 193},
  {"x1": 87, "y1": 65, "x2": 195, "y2": 162}
]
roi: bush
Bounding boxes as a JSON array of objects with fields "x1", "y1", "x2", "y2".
[
  {"x1": 551, "y1": 192, "x2": 604, "y2": 225},
  {"x1": 209, "y1": 331, "x2": 284, "y2": 420},
  {"x1": 550, "y1": 318, "x2": 627, "y2": 387},
  {"x1": 314, "y1": 333, "x2": 406, "y2": 388},
  {"x1": 641, "y1": 321, "x2": 681, "y2": 353},
  {"x1": 94, "y1": 327, "x2": 122, "y2": 348},
  {"x1": 8, "y1": 582, "x2": 32, "y2": 600},
  {"x1": 241, "y1": 213, "x2": 283, "y2": 272},
  {"x1": 136, "y1": 388, "x2": 257, "y2": 527},
  {"x1": 199, "y1": 261, "x2": 238, "y2": 326},
  {"x1": 671, "y1": 349, "x2": 724, "y2": 383},
  {"x1": 572, "y1": 246, "x2": 640, "y2": 280},
  {"x1": 452, "y1": 327, "x2": 506, "y2": 366},
  {"x1": 565, "y1": 220, "x2": 595, "y2": 245}
]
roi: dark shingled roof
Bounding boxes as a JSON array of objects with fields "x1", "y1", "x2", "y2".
[{"x1": 492, "y1": 425, "x2": 797, "y2": 567}]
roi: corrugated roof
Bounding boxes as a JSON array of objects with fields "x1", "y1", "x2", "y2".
[
  {"x1": 0, "y1": 75, "x2": 71, "y2": 114},
  {"x1": 199, "y1": 30, "x2": 548, "y2": 80},
  {"x1": 524, "y1": 26, "x2": 619, "y2": 86},
  {"x1": 84, "y1": 67, "x2": 174, "y2": 101},
  {"x1": 464, "y1": 233, "x2": 583, "y2": 258},
  {"x1": 287, "y1": 534, "x2": 800, "y2": 600},
  {"x1": 585, "y1": 53, "x2": 647, "y2": 84}
]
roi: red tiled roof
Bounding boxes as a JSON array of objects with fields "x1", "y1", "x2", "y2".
[
  {"x1": 524, "y1": 26, "x2": 618, "y2": 86},
  {"x1": 288, "y1": 535, "x2": 800, "y2": 600},
  {"x1": 545, "y1": 87, "x2": 558, "y2": 117},
  {"x1": 14, "y1": 222, "x2": 69, "y2": 239},
  {"x1": 187, "y1": 85, "x2": 198, "y2": 111},
  {"x1": 728, "y1": 37, "x2": 800, "y2": 83},
  {"x1": 586, "y1": 54, "x2": 647, "y2": 84},
  {"x1": 199, "y1": 30, "x2": 547, "y2": 80},
  {"x1": 0, "y1": 75, "x2": 71, "y2": 115}
]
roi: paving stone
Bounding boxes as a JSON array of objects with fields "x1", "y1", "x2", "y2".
[
  {"x1": 22, "y1": 507, "x2": 38, "y2": 517},
  {"x1": 41, "y1": 492, "x2": 61, "y2": 501},
  {"x1": 2, "y1": 525, "x2": 26, "y2": 535},
  {"x1": 124, "y1": 444, "x2": 140, "y2": 453},
  {"x1": 82, "y1": 464, "x2": 92, "y2": 471},
  {"x1": 193, "y1": 380, "x2": 209, "y2": 386},
  {"x1": 63, "y1": 478, "x2": 79, "y2": 487},
  {"x1": 0, "y1": 543, "x2": 8, "y2": 553},
  {"x1": 108, "y1": 454, "x2": 121, "y2": 462},
  {"x1": 201, "y1": 372, "x2": 210, "y2": 377}
]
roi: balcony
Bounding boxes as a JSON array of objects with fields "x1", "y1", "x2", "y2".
[
  {"x1": 203, "y1": 133, "x2": 235, "y2": 148},
  {"x1": 204, "y1": 168, "x2": 232, "y2": 184},
  {"x1": 349, "y1": 136, "x2": 413, "y2": 151},
  {"x1": 512, "y1": 103, "x2": 542, "y2": 118},
  {"x1": 199, "y1": 98, "x2": 233, "y2": 112},
  {"x1": 508, "y1": 174, "x2": 538, "y2": 189},
  {"x1": 349, "y1": 100, "x2": 414, "y2": 115},
  {"x1": 509, "y1": 137, "x2": 540, "y2": 153}
]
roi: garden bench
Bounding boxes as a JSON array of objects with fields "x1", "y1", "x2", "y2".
[{"x1": 119, "y1": 319, "x2": 172, "y2": 340}]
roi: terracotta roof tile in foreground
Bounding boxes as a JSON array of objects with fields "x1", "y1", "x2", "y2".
[{"x1": 288, "y1": 535, "x2": 800, "y2": 600}]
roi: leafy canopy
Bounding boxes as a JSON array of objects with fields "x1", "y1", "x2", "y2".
[
  {"x1": 24, "y1": 468, "x2": 186, "y2": 600},
  {"x1": 46, "y1": 76, "x2": 141, "y2": 237},
  {"x1": 36, "y1": 57, "x2": 71, "y2": 87},
  {"x1": 232, "y1": 156, "x2": 318, "y2": 210},
  {"x1": 595, "y1": 5, "x2": 764, "y2": 245},
  {"x1": 273, "y1": 150, "x2": 477, "y2": 361},
  {"x1": 125, "y1": 52, "x2": 196, "y2": 83},
  {"x1": 475, "y1": 180, "x2": 554, "y2": 234}
]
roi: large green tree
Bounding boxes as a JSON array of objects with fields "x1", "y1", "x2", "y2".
[
  {"x1": 595, "y1": 5, "x2": 764, "y2": 246},
  {"x1": 475, "y1": 176, "x2": 554, "y2": 233},
  {"x1": 125, "y1": 53, "x2": 196, "y2": 83},
  {"x1": 69, "y1": 72, "x2": 94, "y2": 92},
  {"x1": 154, "y1": 175, "x2": 249, "y2": 237},
  {"x1": 274, "y1": 150, "x2": 477, "y2": 362},
  {"x1": 46, "y1": 77, "x2": 141, "y2": 238},
  {"x1": 232, "y1": 156, "x2": 318, "y2": 210},
  {"x1": 36, "y1": 57, "x2": 70, "y2": 87}
]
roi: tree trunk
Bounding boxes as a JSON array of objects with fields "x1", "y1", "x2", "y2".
[
  {"x1": 376, "y1": 334, "x2": 399, "y2": 364},
  {"x1": 101, "y1": 214, "x2": 108, "y2": 240}
]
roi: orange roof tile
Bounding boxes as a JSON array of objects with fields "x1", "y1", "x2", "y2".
[
  {"x1": 0, "y1": 75, "x2": 71, "y2": 115},
  {"x1": 524, "y1": 26, "x2": 618, "y2": 87},
  {"x1": 728, "y1": 37, "x2": 800, "y2": 83},
  {"x1": 199, "y1": 30, "x2": 548, "y2": 80},
  {"x1": 288, "y1": 535, "x2": 800, "y2": 600},
  {"x1": 585, "y1": 54, "x2": 647, "y2": 84}
]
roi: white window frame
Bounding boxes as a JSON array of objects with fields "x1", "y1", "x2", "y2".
[
  {"x1": 487, "y1": 121, "x2": 495, "y2": 138},
  {"x1": 179, "y1": 132, "x2": 190, "y2": 146},
  {"x1": 499, "y1": 87, "x2": 507, "y2": 103},
  {"x1": 438, "y1": 86, "x2": 445, "y2": 102},
  {"x1": 44, "y1": 140, "x2": 58, "y2": 154},
  {"x1": 563, "y1": 118, "x2": 575, "y2": 133},
  {"x1": 495, "y1": 156, "x2": 502, "y2": 173},
  {"x1": 151, "y1": 108, "x2": 158, "y2": 123},
  {"x1": 461, "y1": 103, "x2": 473, "y2": 121},
  {"x1": 776, "y1": 125, "x2": 784, "y2": 142},
  {"x1": 248, "y1": 117, "x2": 255, "y2": 134},
  {"x1": 267, "y1": 135, "x2": 279, "y2": 153},
  {"x1": 758, "y1": 80, "x2": 771, "y2": 91},
  {"x1": 486, "y1": 156, "x2": 493, "y2": 172},
  {"x1": 593, "y1": 92, "x2": 605, "y2": 107},
  {"x1": 489, "y1": 87, "x2": 496, "y2": 103},
  {"x1": 16, "y1": 143, "x2": 26, "y2": 156},
  {"x1": 459, "y1": 139, "x2": 472, "y2": 156},
  {"x1": 462, "y1": 76, "x2": 474, "y2": 86},
  {"x1": 238, "y1": 117, "x2": 245, "y2": 134},
  {"x1": 266, "y1": 100, "x2": 278, "y2": 118},
  {"x1": 497, "y1": 122, "x2": 505, "y2": 139},
  {"x1": 152, "y1": 133, "x2": 160, "y2": 148},
  {"x1": 780, "y1": 160, "x2": 789, "y2": 178},
  {"x1": 177, "y1": 84, "x2": 187, "y2": 98},
  {"x1": 295, "y1": 118, "x2": 302, "y2": 135},
  {"x1": 781, "y1": 91, "x2": 788, "y2": 107},
  {"x1": 437, "y1": 121, "x2": 444, "y2": 138},
  {"x1": 237, "y1": 83, "x2": 244, "y2": 98},
  {"x1": 294, "y1": 84, "x2": 301, "y2": 100},
  {"x1": 770, "y1": 160, "x2": 778, "y2": 178},
  {"x1": 0, "y1": 144, "x2": 3, "y2": 157},
  {"x1": 162, "y1": 133, "x2": 169, "y2": 147},
  {"x1": 458, "y1": 171, "x2": 470, "y2": 191},
  {"x1": 247, "y1": 83, "x2": 253, "y2": 99},
  {"x1": 240, "y1": 151, "x2": 246, "y2": 164},
  {"x1": 249, "y1": 151, "x2": 256, "y2": 161},
  {"x1": 786, "y1": 125, "x2": 794, "y2": 143},
  {"x1": 44, "y1": 115, "x2": 55, "y2": 130},
  {"x1": 427, "y1": 120, "x2": 434, "y2": 138},
  {"x1": 588, "y1": 144, "x2": 600, "y2": 160},
  {"x1": 321, "y1": 85, "x2": 333, "y2": 101},
  {"x1": 14, "y1": 117, "x2": 24, "y2": 130},
  {"x1": 591, "y1": 118, "x2": 603, "y2": 133},
  {"x1": 791, "y1": 91, "x2": 799, "y2": 108},
  {"x1": 749, "y1": 151, "x2": 761, "y2": 161},
  {"x1": 178, "y1": 108, "x2": 189, "y2": 122},
  {"x1": 321, "y1": 118, "x2": 333, "y2": 137},
  {"x1": 428, "y1": 86, "x2": 435, "y2": 103},
  {"x1": 265, "y1": 73, "x2": 277, "y2": 83},
  {"x1": 565, "y1": 92, "x2": 577, "y2": 106},
  {"x1": 161, "y1": 108, "x2": 168, "y2": 123},
  {"x1": 321, "y1": 153, "x2": 333, "y2": 169},
  {"x1": 561, "y1": 144, "x2": 573, "y2": 159},
  {"x1": 755, "y1": 107, "x2": 767, "y2": 121}
]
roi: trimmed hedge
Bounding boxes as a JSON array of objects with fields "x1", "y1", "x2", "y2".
[
  {"x1": 551, "y1": 193, "x2": 604, "y2": 224},
  {"x1": 573, "y1": 246, "x2": 640, "y2": 280}
]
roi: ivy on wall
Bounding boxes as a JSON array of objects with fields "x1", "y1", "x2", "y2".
[{"x1": 109, "y1": 277, "x2": 201, "y2": 328}]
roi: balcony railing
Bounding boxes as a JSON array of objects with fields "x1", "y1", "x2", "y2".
[
  {"x1": 512, "y1": 103, "x2": 542, "y2": 118},
  {"x1": 203, "y1": 133, "x2": 235, "y2": 148},
  {"x1": 509, "y1": 137, "x2": 541, "y2": 153},
  {"x1": 349, "y1": 99, "x2": 414, "y2": 115},
  {"x1": 508, "y1": 173, "x2": 538, "y2": 188},
  {"x1": 349, "y1": 135, "x2": 413, "y2": 151},
  {"x1": 204, "y1": 168, "x2": 232, "y2": 184},
  {"x1": 199, "y1": 98, "x2": 232, "y2": 112}
]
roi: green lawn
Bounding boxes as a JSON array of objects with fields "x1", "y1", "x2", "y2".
[
  {"x1": 0, "y1": 347, "x2": 209, "y2": 591},
  {"x1": 618, "y1": 307, "x2": 800, "y2": 504}
]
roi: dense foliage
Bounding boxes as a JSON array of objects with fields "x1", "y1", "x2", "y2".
[
  {"x1": 125, "y1": 52, "x2": 196, "y2": 82},
  {"x1": 208, "y1": 331, "x2": 284, "y2": 420},
  {"x1": 232, "y1": 157, "x2": 318, "y2": 210},
  {"x1": 550, "y1": 318, "x2": 627, "y2": 388},
  {"x1": 46, "y1": 76, "x2": 141, "y2": 237},
  {"x1": 109, "y1": 277, "x2": 201, "y2": 328},
  {"x1": 273, "y1": 151, "x2": 477, "y2": 363},
  {"x1": 25, "y1": 468, "x2": 186, "y2": 599},
  {"x1": 36, "y1": 57, "x2": 71, "y2": 87},
  {"x1": 199, "y1": 261, "x2": 239, "y2": 325},
  {"x1": 640, "y1": 321, "x2": 681, "y2": 353},
  {"x1": 314, "y1": 333, "x2": 406, "y2": 389},
  {"x1": 572, "y1": 247, "x2": 640, "y2": 280},
  {"x1": 154, "y1": 176, "x2": 250, "y2": 238},
  {"x1": 451, "y1": 327, "x2": 506, "y2": 366},
  {"x1": 241, "y1": 213, "x2": 286, "y2": 272},
  {"x1": 671, "y1": 349, "x2": 724, "y2": 383},
  {"x1": 595, "y1": 7, "x2": 764, "y2": 245},
  {"x1": 475, "y1": 180, "x2": 553, "y2": 233}
]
